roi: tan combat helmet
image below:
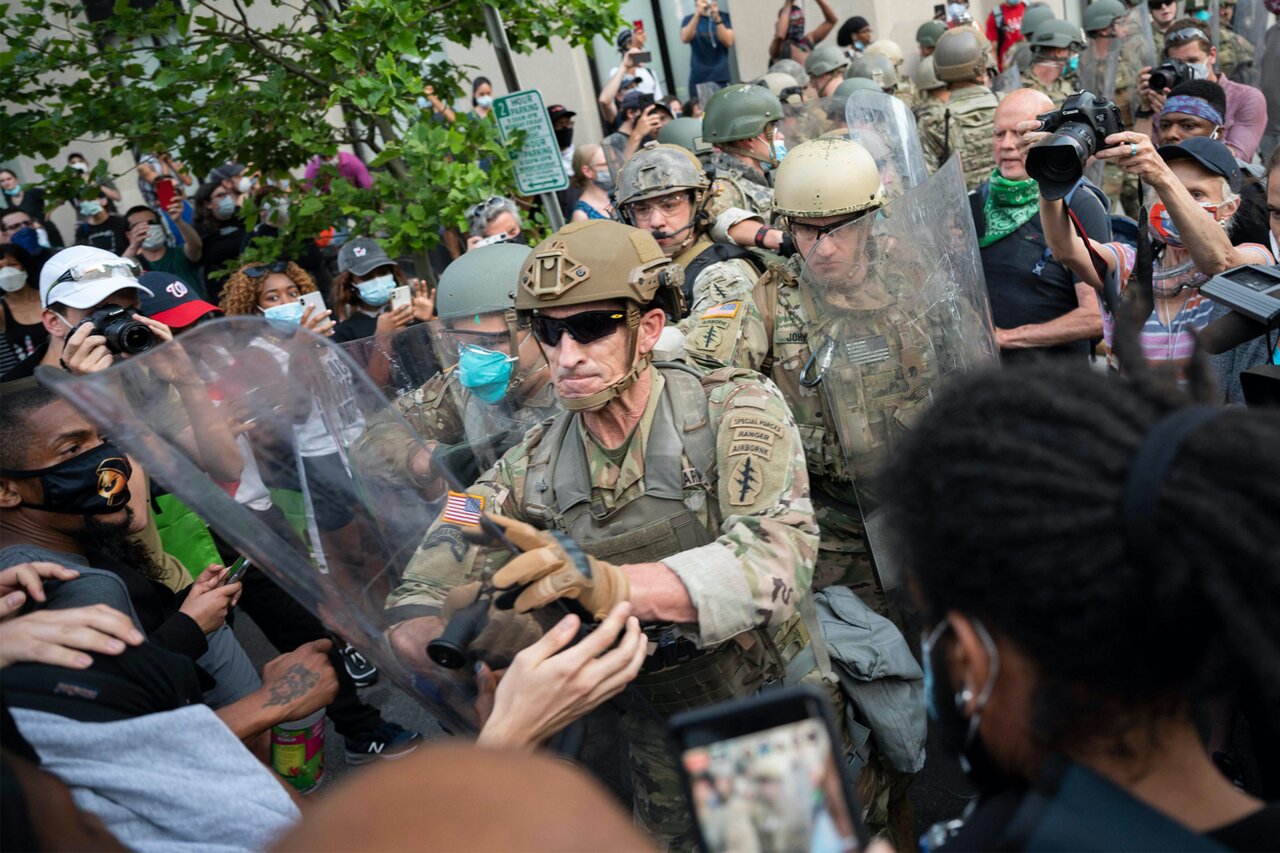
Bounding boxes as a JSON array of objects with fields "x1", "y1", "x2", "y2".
[
  {"x1": 768, "y1": 57, "x2": 810, "y2": 88},
  {"x1": 805, "y1": 44, "x2": 851, "y2": 79},
  {"x1": 846, "y1": 53, "x2": 899, "y2": 92},
  {"x1": 864, "y1": 39, "x2": 905, "y2": 68},
  {"x1": 915, "y1": 55, "x2": 946, "y2": 92},
  {"x1": 616, "y1": 142, "x2": 711, "y2": 255},
  {"x1": 933, "y1": 25, "x2": 991, "y2": 83},
  {"x1": 772, "y1": 137, "x2": 886, "y2": 221},
  {"x1": 516, "y1": 221, "x2": 683, "y2": 410},
  {"x1": 757, "y1": 71, "x2": 801, "y2": 98}
]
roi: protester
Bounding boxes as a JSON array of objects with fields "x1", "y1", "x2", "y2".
[
  {"x1": 835, "y1": 15, "x2": 873, "y2": 55},
  {"x1": 985, "y1": 0, "x2": 1028, "y2": 72},
  {"x1": 464, "y1": 195, "x2": 525, "y2": 251},
  {"x1": 193, "y1": 181, "x2": 247, "y2": 301},
  {"x1": 66, "y1": 152, "x2": 121, "y2": 216},
  {"x1": 122, "y1": 203, "x2": 203, "y2": 290},
  {"x1": 0, "y1": 244, "x2": 48, "y2": 378},
  {"x1": 609, "y1": 29, "x2": 663, "y2": 100},
  {"x1": 602, "y1": 91, "x2": 672, "y2": 164},
  {"x1": 772, "y1": 0, "x2": 839, "y2": 63},
  {"x1": 73, "y1": 188, "x2": 130, "y2": 254},
  {"x1": 329, "y1": 236, "x2": 433, "y2": 343},
  {"x1": 0, "y1": 168, "x2": 63, "y2": 249},
  {"x1": 135, "y1": 149, "x2": 195, "y2": 211},
  {"x1": 681, "y1": 0, "x2": 734, "y2": 94},
  {"x1": 974, "y1": 89, "x2": 1106, "y2": 362},
  {"x1": 303, "y1": 149, "x2": 373, "y2": 191},
  {"x1": 568, "y1": 144, "x2": 614, "y2": 221}
]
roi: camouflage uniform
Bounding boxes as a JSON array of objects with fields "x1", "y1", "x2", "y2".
[
  {"x1": 1020, "y1": 67, "x2": 1077, "y2": 106},
  {"x1": 707, "y1": 152, "x2": 775, "y2": 221},
  {"x1": 1216, "y1": 26, "x2": 1256, "y2": 80},
  {"x1": 672, "y1": 237, "x2": 762, "y2": 330},
  {"x1": 912, "y1": 94, "x2": 947, "y2": 127},
  {"x1": 389, "y1": 362, "x2": 821, "y2": 847},
  {"x1": 917, "y1": 85, "x2": 1000, "y2": 190}
]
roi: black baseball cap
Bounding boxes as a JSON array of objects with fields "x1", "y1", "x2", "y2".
[
  {"x1": 621, "y1": 90, "x2": 673, "y2": 116},
  {"x1": 548, "y1": 104, "x2": 577, "y2": 122},
  {"x1": 137, "y1": 271, "x2": 221, "y2": 329},
  {"x1": 1156, "y1": 137, "x2": 1242, "y2": 193}
]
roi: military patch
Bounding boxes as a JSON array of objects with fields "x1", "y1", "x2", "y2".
[
  {"x1": 842, "y1": 335, "x2": 891, "y2": 365},
  {"x1": 423, "y1": 524, "x2": 468, "y2": 562},
  {"x1": 729, "y1": 440, "x2": 773, "y2": 461},
  {"x1": 442, "y1": 490, "x2": 485, "y2": 526},
  {"x1": 726, "y1": 415, "x2": 785, "y2": 437},
  {"x1": 728, "y1": 455, "x2": 765, "y2": 506},
  {"x1": 691, "y1": 318, "x2": 730, "y2": 352},
  {"x1": 701, "y1": 301, "x2": 740, "y2": 319}
]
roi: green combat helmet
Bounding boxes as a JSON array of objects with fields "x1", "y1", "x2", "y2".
[
  {"x1": 915, "y1": 55, "x2": 946, "y2": 91},
  {"x1": 805, "y1": 44, "x2": 852, "y2": 79},
  {"x1": 847, "y1": 54, "x2": 899, "y2": 92},
  {"x1": 772, "y1": 137, "x2": 886, "y2": 221},
  {"x1": 768, "y1": 57, "x2": 810, "y2": 88},
  {"x1": 834, "y1": 76, "x2": 884, "y2": 99},
  {"x1": 1082, "y1": 0, "x2": 1127, "y2": 34},
  {"x1": 1021, "y1": 3, "x2": 1057, "y2": 42},
  {"x1": 657, "y1": 117, "x2": 711, "y2": 161},
  {"x1": 703, "y1": 84, "x2": 784, "y2": 146},
  {"x1": 616, "y1": 142, "x2": 712, "y2": 253},
  {"x1": 1030, "y1": 18, "x2": 1087, "y2": 52},
  {"x1": 933, "y1": 25, "x2": 991, "y2": 82},
  {"x1": 917, "y1": 19, "x2": 948, "y2": 49},
  {"x1": 516, "y1": 221, "x2": 683, "y2": 410},
  {"x1": 436, "y1": 242, "x2": 534, "y2": 343}
]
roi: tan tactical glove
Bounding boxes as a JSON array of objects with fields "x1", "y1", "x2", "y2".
[
  {"x1": 440, "y1": 581, "x2": 544, "y2": 670},
  {"x1": 487, "y1": 515, "x2": 631, "y2": 621}
]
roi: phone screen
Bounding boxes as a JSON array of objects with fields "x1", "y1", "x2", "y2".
[
  {"x1": 681, "y1": 717, "x2": 861, "y2": 852},
  {"x1": 221, "y1": 556, "x2": 250, "y2": 586}
]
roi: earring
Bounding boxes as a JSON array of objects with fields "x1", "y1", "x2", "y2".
[{"x1": 955, "y1": 687, "x2": 974, "y2": 712}]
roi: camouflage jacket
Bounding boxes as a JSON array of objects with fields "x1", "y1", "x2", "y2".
[
  {"x1": 1216, "y1": 27, "x2": 1256, "y2": 81},
  {"x1": 673, "y1": 237, "x2": 763, "y2": 332},
  {"x1": 1020, "y1": 68, "x2": 1077, "y2": 106},
  {"x1": 351, "y1": 369, "x2": 559, "y2": 487},
  {"x1": 917, "y1": 85, "x2": 999, "y2": 190},
  {"x1": 388, "y1": 363, "x2": 818, "y2": 647},
  {"x1": 684, "y1": 256, "x2": 964, "y2": 502},
  {"x1": 707, "y1": 152, "x2": 775, "y2": 222}
]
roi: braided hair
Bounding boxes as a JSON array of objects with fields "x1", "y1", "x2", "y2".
[{"x1": 880, "y1": 360, "x2": 1280, "y2": 754}]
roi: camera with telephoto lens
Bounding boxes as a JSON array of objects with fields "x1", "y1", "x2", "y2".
[
  {"x1": 77, "y1": 304, "x2": 155, "y2": 355},
  {"x1": 1148, "y1": 59, "x2": 1192, "y2": 93},
  {"x1": 1025, "y1": 90, "x2": 1124, "y2": 200}
]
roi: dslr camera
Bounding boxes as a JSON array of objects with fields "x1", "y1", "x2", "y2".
[
  {"x1": 1148, "y1": 59, "x2": 1192, "y2": 93},
  {"x1": 75, "y1": 304, "x2": 155, "y2": 355},
  {"x1": 1025, "y1": 90, "x2": 1124, "y2": 200}
]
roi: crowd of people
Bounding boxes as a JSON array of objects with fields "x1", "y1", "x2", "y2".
[{"x1": 2, "y1": 0, "x2": 1279, "y2": 850}]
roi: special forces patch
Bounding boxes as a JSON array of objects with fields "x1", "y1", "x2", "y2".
[
  {"x1": 691, "y1": 318, "x2": 730, "y2": 353},
  {"x1": 728, "y1": 455, "x2": 765, "y2": 506}
]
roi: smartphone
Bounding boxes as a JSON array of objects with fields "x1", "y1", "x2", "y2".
[
  {"x1": 934, "y1": 3, "x2": 946, "y2": 18},
  {"x1": 298, "y1": 290, "x2": 326, "y2": 316},
  {"x1": 221, "y1": 555, "x2": 250, "y2": 586},
  {"x1": 155, "y1": 176, "x2": 176, "y2": 211},
  {"x1": 669, "y1": 684, "x2": 868, "y2": 853},
  {"x1": 632, "y1": 51, "x2": 652, "y2": 65},
  {"x1": 637, "y1": 92, "x2": 655, "y2": 112},
  {"x1": 474, "y1": 232, "x2": 510, "y2": 249},
  {"x1": 389, "y1": 285, "x2": 412, "y2": 312},
  {"x1": 633, "y1": 18, "x2": 645, "y2": 34}
]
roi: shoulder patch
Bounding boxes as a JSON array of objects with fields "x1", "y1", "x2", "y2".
[
  {"x1": 442, "y1": 491, "x2": 485, "y2": 526},
  {"x1": 701, "y1": 301, "x2": 741, "y2": 319}
]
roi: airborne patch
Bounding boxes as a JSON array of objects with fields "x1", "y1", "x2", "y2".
[
  {"x1": 700, "y1": 301, "x2": 741, "y2": 319},
  {"x1": 728, "y1": 456, "x2": 765, "y2": 506},
  {"x1": 691, "y1": 318, "x2": 730, "y2": 352}
]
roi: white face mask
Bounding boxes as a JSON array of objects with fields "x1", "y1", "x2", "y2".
[
  {"x1": 0, "y1": 266, "x2": 27, "y2": 293},
  {"x1": 237, "y1": 176, "x2": 255, "y2": 194},
  {"x1": 142, "y1": 223, "x2": 166, "y2": 249},
  {"x1": 1188, "y1": 61, "x2": 1211, "y2": 79}
]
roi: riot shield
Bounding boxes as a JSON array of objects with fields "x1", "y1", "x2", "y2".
[
  {"x1": 1208, "y1": 0, "x2": 1221, "y2": 49},
  {"x1": 337, "y1": 323, "x2": 441, "y2": 401},
  {"x1": 42, "y1": 317, "x2": 555, "y2": 735},
  {"x1": 1118, "y1": 1, "x2": 1158, "y2": 120},
  {"x1": 1077, "y1": 36, "x2": 1122, "y2": 105},
  {"x1": 793, "y1": 155, "x2": 997, "y2": 593},
  {"x1": 992, "y1": 63, "x2": 1022, "y2": 94},
  {"x1": 780, "y1": 97, "x2": 840, "y2": 147},
  {"x1": 844, "y1": 91, "x2": 928, "y2": 198},
  {"x1": 1229, "y1": 0, "x2": 1268, "y2": 85}
]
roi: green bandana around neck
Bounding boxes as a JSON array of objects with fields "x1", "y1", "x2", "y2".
[{"x1": 979, "y1": 169, "x2": 1040, "y2": 248}]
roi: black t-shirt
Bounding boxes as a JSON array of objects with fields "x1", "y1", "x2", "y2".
[
  {"x1": 1206, "y1": 803, "x2": 1280, "y2": 851},
  {"x1": 973, "y1": 182, "x2": 1111, "y2": 362},
  {"x1": 198, "y1": 218, "x2": 247, "y2": 302},
  {"x1": 331, "y1": 310, "x2": 377, "y2": 344},
  {"x1": 75, "y1": 215, "x2": 130, "y2": 255}
]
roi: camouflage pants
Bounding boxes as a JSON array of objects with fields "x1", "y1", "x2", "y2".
[
  {"x1": 621, "y1": 709, "x2": 699, "y2": 851},
  {"x1": 812, "y1": 491, "x2": 888, "y2": 619},
  {"x1": 858, "y1": 751, "x2": 918, "y2": 851}
]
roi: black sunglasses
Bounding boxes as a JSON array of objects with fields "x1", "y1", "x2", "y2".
[
  {"x1": 530, "y1": 310, "x2": 626, "y2": 346},
  {"x1": 243, "y1": 260, "x2": 290, "y2": 278},
  {"x1": 1149, "y1": 0, "x2": 1176, "y2": 6}
]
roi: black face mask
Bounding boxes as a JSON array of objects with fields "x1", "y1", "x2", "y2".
[
  {"x1": 507, "y1": 232, "x2": 529, "y2": 246},
  {"x1": 1, "y1": 441, "x2": 133, "y2": 515},
  {"x1": 555, "y1": 126, "x2": 574, "y2": 150},
  {"x1": 922, "y1": 618, "x2": 1020, "y2": 795}
]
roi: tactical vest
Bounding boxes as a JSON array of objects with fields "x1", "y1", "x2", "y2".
[
  {"x1": 710, "y1": 153, "x2": 775, "y2": 219},
  {"x1": 942, "y1": 87, "x2": 1000, "y2": 190},
  {"x1": 679, "y1": 241, "x2": 770, "y2": 312},
  {"x1": 520, "y1": 361, "x2": 801, "y2": 715}
]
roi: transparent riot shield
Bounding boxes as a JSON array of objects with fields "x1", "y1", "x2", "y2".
[
  {"x1": 845, "y1": 91, "x2": 928, "y2": 197},
  {"x1": 1077, "y1": 36, "x2": 1123, "y2": 106},
  {"x1": 42, "y1": 317, "x2": 556, "y2": 735},
  {"x1": 696, "y1": 81, "x2": 723, "y2": 111},
  {"x1": 1118, "y1": 1, "x2": 1158, "y2": 120},
  {"x1": 1208, "y1": 0, "x2": 1222, "y2": 49},
  {"x1": 793, "y1": 155, "x2": 998, "y2": 594},
  {"x1": 337, "y1": 323, "x2": 441, "y2": 401},
  {"x1": 780, "y1": 98, "x2": 840, "y2": 147},
  {"x1": 992, "y1": 63, "x2": 1022, "y2": 94},
  {"x1": 1229, "y1": 0, "x2": 1267, "y2": 85}
]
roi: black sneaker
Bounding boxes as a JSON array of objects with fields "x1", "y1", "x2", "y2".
[
  {"x1": 339, "y1": 643, "x2": 378, "y2": 687},
  {"x1": 344, "y1": 721, "x2": 422, "y2": 765}
]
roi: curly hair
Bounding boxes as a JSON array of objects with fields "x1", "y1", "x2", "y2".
[
  {"x1": 331, "y1": 263, "x2": 406, "y2": 321},
  {"x1": 218, "y1": 261, "x2": 317, "y2": 316}
]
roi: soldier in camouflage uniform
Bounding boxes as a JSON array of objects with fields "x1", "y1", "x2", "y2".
[
  {"x1": 1021, "y1": 19, "x2": 1087, "y2": 106},
  {"x1": 1188, "y1": 0, "x2": 1257, "y2": 79},
  {"x1": 616, "y1": 142, "x2": 765, "y2": 327},
  {"x1": 863, "y1": 40, "x2": 917, "y2": 109},
  {"x1": 351, "y1": 243, "x2": 558, "y2": 489},
  {"x1": 685, "y1": 137, "x2": 996, "y2": 847},
  {"x1": 917, "y1": 25, "x2": 1000, "y2": 190},
  {"x1": 912, "y1": 56, "x2": 950, "y2": 126},
  {"x1": 701, "y1": 84, "x2": 785, "y2": 221},
  {"x1": 805, "y1": 44, "x2": 852, "y2": 98},
  {"x1": 385, "y1": 219, "x2": 824, "y2": 848}
]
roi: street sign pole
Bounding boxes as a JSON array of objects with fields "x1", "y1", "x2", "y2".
[{"x1": 483, "y1": 4, "x2": 566, "y2": 231}]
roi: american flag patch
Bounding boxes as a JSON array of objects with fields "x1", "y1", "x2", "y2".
[
  {"x1": 842, "y1": 335, "x2": 890, "y2": 365},
  {"x1": 442, "y1": 491, "x2": 485, "y2": 526},
  {"x1": 701, "y1": 302, "x2": 740, "y2": 319}
]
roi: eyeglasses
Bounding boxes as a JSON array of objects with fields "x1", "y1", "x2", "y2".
[
  {"x1": 1, "y1": 218, "x2": 33, "y2": 233},
  {"x1": 242, "y1": 261, "x2": 290, "y2": 278},
  {"x1": 627, "y1": 195, "x2": 690, "y2": 220},
  {"x1": 788, "y1": 213, "x2": 866, "y2": 244},
  {"x1": 530, "y1": 310, "x2": 626, "y2": 346},
  {"x1": 1149, "y1": 0, "x2": 1176, "y2": 7},
  {"x1": 1166, "y1": 26, "x2": 1210, "y2": 47},
  {"x1": 53, "y1": 257, "x2": 142, "y2": 286}
]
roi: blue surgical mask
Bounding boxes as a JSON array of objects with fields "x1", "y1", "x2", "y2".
[
  {"x1": 772, "y1": 134, "x2": 789, "y2": 164},
  {"x1": 215, "y1": 195, "x2": 236, "y2": 219},
  {"x1": 1067, "y1": 54, "x2": 1079, "y2": 74},
  {"x1": 261, "y1": 301, "x2": 304, "y2": 333},
  {"x1": 10, "y1": 227, "x2": 41, "y2": 255},
  {"x1": 457, "y1": 344, "x2": 514, "y2": 404},
  {"x1": 475, "y1": 95, "x2": 493, "y2": 109},
  {"x1": 356, "y1": 274, "x2": 396, "y2": 307},
  {"x1": 79, "y1": 200, "x2": 103, "y2": 217},
  {"x1": 3, "y1": 184, "x2": 20, "y2": 197}
]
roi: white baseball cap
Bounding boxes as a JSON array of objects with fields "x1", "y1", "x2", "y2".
[{"x1": 39, "y1": 246, "x2": 154, "y2": 310}]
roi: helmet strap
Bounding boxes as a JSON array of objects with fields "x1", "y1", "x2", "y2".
[{"x1": 558, "y1": 305, "x2": 651, "y2": 412}]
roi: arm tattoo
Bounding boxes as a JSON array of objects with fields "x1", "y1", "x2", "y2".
[{"x1": 264, "y1": 663, "x2": 320, "y2": 707}]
